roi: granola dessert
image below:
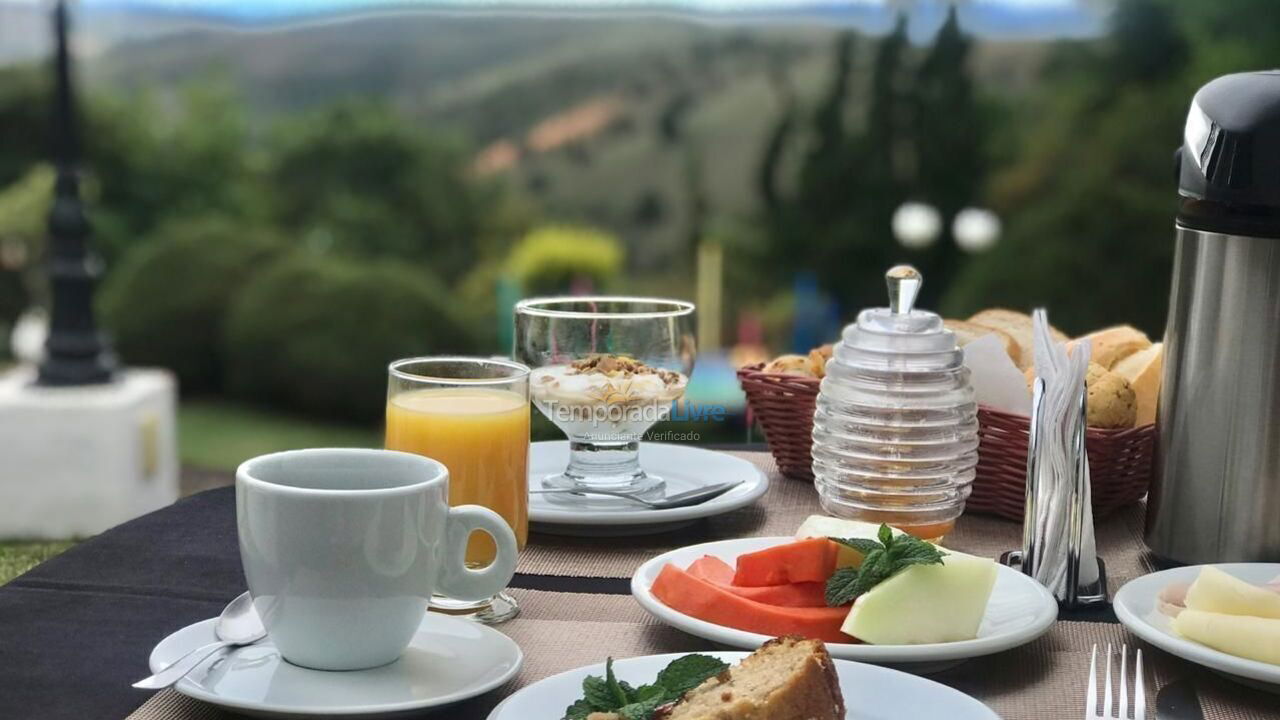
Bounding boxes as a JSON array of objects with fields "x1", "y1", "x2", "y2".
[{"x1": 530, "y1": 354, "x2": 689, "y2": 440}]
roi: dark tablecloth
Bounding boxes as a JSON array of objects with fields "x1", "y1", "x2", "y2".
[
  {"x1": 0, "y1": 476, "x2": 1233, "y2": 720},
  {"x1": 0, "y1": 485, "x2": 660, "y2": 719}
]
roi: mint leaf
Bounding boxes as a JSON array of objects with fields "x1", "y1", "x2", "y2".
[
  {"x1": 887, "y1": 536, "x2": 946, "y2": 567},
  {"x1": 631, "y1": 683, "x2": 669, "y2": 702},
  {"x1": 654, "y1": 654, "x2": 729, "y2": 697},
  {"x1": 825, "y1": 565, "x2": 862, "y2": 606},
  {"x1": 825, "y1": 526, "x2": 948, "y2": 608},
  {"x1": 605, "y1": 658, "x2": 631, "y2": 707},
  {"x1": 878, "y1": 523, "x2": 894, "y2": 547},
  {"x1": 617, "y1": 695, "x2": 669, "y2": 720},
  {"x1": 849, "y1": 547, "x2": 892, "y2": 596},
  {"x1": 830, "y1": 537, "x2": 883, "y2": 556},
  {"x1": 562, "y1": 653, "x2": 729, "y2": 720},
  {"x1": 581, "y1": 673, "x2": 616, "y2": 712},
  {"x1": 564, "y1": 698, "x2": 597, "y2": 720}
]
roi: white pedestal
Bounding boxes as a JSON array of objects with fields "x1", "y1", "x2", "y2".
[{"x1": 0, "y1": 366, "x2": 179, "y2": 539}]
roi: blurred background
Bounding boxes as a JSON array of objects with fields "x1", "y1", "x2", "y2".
[{"x1": 0, "y1": 0, "x2": 1273, "y2": 474}]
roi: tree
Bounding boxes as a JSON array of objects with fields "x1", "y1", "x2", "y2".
[
  {"x1": 85, "y1": 78, "x2": 259, "y2": 266},
  {"x1": 908, "y1": 5, "x2": 985, "y2": 308},
  {"x1": 266, "y1": 101, "x2": 484, "y2": 278},
  {"x1": 941, "y1": 0, "x2": 1193, "y2": 334},
  {"x1": 759, "y1": 17, "x2": 926, "y2": 313}
]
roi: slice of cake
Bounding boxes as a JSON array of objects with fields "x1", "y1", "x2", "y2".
[{"x1": 654, "y1": 636, "x2": 845, "y2": 720}]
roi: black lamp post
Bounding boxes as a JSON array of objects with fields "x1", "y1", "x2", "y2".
[{"x1": 37, "y1": 0, "x2": 115, "y2": 386}]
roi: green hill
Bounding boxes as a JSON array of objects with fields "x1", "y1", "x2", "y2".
[{"x1": 85, "y1": 14, "x2": 1044, "y2": 286}]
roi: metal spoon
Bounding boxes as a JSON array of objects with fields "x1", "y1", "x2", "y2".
[
  {"x1": 530, "y1": 480, "x2": 741, "y2": 509},
  {"x1": 132, "y1": 592, "x2": 265, "y2": 690}
]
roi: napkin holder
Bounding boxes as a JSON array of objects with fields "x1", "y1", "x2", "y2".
[{"x1": 998, "y1": 377, "x2": 1108, "y2": 608}]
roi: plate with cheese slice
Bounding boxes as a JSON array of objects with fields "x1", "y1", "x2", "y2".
[
  {"x1": 630, "y1": 517, "x2": 1057, "y2": 670},
  {"x1": 1115, "y1": 563, "x2": 1280, "y2": 691}
]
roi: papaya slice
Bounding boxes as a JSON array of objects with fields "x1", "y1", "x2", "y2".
[
  {"x1": 651, "y1": 564, "x2": 854, "y2": 643},
  {"x1": 732, "y1": 537, "x2": 838, "y2": 587},
  {"x1": 686, "y1": 555, "x2": 827, "y2": 607}
]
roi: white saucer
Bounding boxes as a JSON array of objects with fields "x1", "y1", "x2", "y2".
[
  {"x1": 1114, "y1": 563, "x2": 1280, "y2": 692},
  {"x1": 528, "y1": 441, "x2": 769, "y2": 536},
  {"x1": 487, "y1": 651, "x2": 999, "y2": 719},
  {"x1": 148, "y1": 612, "x2": 523, "y2": 718},
  {"x1": 632, "y1": 537, "x2": 1057, "y2": 671}
]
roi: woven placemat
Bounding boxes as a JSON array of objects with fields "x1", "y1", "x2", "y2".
[
  {"x1": 127, "y1": 589, "x2": 1279, "y2": 720},
  {"x1": 520, "y1": 451, "x2": 1158, "y2": 595}
]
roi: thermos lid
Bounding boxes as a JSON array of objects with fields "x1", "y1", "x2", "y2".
[{"x1": 1178, "y1": 71, "x2": 1280, "y2": 236}]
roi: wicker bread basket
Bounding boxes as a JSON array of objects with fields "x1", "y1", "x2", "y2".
[
  {"x1": 737, "y1": 363, "x2": 1155, "y2": 519},
  {"x1": 737, "y1": 364, "x2": 821, "y2": 481}
]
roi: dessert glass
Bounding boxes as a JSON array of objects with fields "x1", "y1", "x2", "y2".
[{"x1": 514, "y1": 297, "x2": 696, "y2": 495}]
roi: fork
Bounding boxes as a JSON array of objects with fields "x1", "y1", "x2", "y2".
[{"x1": 1086, "y1": 643, "x2": 1146, "y2": 720}]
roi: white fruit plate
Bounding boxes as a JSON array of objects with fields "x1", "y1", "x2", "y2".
[
  {"x1": 631, "y1": 537, "x2": 1057, "y2": 670},
  {"x1": 1114, "y1": 563, "x2": 1280, "y2": 692},
  {"x1": 487, "y1": 651, "x2": 999, "y2": 720}
]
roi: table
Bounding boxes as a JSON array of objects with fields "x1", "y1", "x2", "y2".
[{"x1": 1, "y1": 452, "x2": 1277, "y2": 719}]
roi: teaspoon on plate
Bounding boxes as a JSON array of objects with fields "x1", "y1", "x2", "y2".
[
  {"x1": 132, "y1": 591, "x2": 265, "y2": 690},
  {"x1": 531, "y1": 480, "x2": 741, "y2": 509}
]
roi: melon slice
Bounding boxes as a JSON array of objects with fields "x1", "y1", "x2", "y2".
[
  {"x1": 1185, "y1": 566, "x2": 1280, "y2": 619},
  {"x1": 841, "y1": 550, "x2": 997, "y2": 644},
  {"x1": 795, "y1": 515, "x2": 904, "y2": 569},
  {"x1": 1172, "y1": 609, "x2": 1280, "y2": 665}
]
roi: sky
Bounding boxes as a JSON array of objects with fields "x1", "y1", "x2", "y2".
[{"x1": 5, "y1": 0, "x2": 1088, "y2": 15}]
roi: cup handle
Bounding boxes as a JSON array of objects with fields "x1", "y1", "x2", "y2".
[{"x1": 438, "y1": 505, "x2": 518, "y2": 602}]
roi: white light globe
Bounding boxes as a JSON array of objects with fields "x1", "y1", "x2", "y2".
[
  {"x1": 10, "y1": 309, "x2": 47, "y2": 365},
  {"x1": 954, "y1": 207, "x2": 1001, "y2": 253},
  {"x1": 892, "y1": 202, "x2": 941, "y2": 250}
]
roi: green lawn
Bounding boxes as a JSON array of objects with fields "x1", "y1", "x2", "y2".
[
  {"x1": 0, "y1": 540, "x2": 74, "y2": 584},
  {"x1": 179, "y1": 399, "x2": 381, "y2": 471}
]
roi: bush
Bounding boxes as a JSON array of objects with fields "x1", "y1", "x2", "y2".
[
  {"x1": 223, "y1": 253, "x2": 474, "y2": 422},
  {"x1": 99, "y1": 216, "x2": 280, "y2": 393},
  {"x1": 505, "y1": 225, "x2": 623, "y2": 295}
]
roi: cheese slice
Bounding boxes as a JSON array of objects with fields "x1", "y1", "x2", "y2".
[
  {"x1": 1185, "y1": 566, "x2": 1280, "y2": 619},
  {"x1": 1173, "y1": 610, "x2": 1280, "y2": 666}
]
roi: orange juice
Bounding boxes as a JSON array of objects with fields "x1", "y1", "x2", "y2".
[{"x1": 385, "y1": 387, "x2": 530, "y2": 566}]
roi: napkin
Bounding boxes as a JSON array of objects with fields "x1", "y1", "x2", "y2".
[
  {"x1": 1025, "y1": 309, "x2": 1100, "y2": 600},
  {"x1": 962, "y1": 334, "x2": 1032, "y2": 415}
]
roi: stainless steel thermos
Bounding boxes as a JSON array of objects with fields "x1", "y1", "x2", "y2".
[{"x1": 1147, "y1": 71, "x2": 1280, "y2": 564}]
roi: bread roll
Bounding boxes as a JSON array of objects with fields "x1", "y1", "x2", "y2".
[
  {"x1": 968, "y1": 309, "x2": 1068, "y2": 371},
  {"x1": 1112, "y1": 342, "x2": 1163, "y2": 426},
  {"x1": 1025, "y1": 362, "x2": 1137, "y2": 428},
  {"x1": 944, "y1": 319, "x2": 1021, "y2": 367},
  {"x1": 807, "y1": 345, "x2": 833, "y2": 378},
  {"x1": 764, "y1": 354, "x2": 814, "y2": 376},
  {"x1": 1069, "y1": 325, "x2": 1151, "y2": 370}
]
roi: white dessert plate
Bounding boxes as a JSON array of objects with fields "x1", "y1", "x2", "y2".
[
  {"x1": 148, "y1": 613, "x2": 522, "y2": 719},
  {"x1": 529, "y1": 441, "x2": 769, "y2": 536},
  {"x1": 487, "y1": 650, "x2": 999, "y2": 720},
  {"x1": 632, "y1": 537, "x2": 1057, "y2": 668},
  {"x1": 1114, "y1": 563, "x2": 1280, "y2": 691}
]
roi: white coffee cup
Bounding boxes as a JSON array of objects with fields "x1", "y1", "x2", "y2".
[{"x1": 236, "y1": 448, "x2": 518, "y2": 671}]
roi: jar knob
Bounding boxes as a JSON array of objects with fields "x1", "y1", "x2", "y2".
[{"x1": 886, "y1": 265, "x2": 922, "y2": 315}]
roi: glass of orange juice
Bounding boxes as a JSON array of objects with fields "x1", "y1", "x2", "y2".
[{"x1": 385, "y1": 357, "x2": 530, "y2": 624}]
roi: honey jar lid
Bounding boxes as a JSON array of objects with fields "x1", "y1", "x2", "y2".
[{"x1": 837, "y1": 265, "x2": 958, "y2": 358}]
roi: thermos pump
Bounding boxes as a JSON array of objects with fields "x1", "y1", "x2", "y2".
[{"x1": 1147, "y1": 71, "x2": 1280, "y2": 564}]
